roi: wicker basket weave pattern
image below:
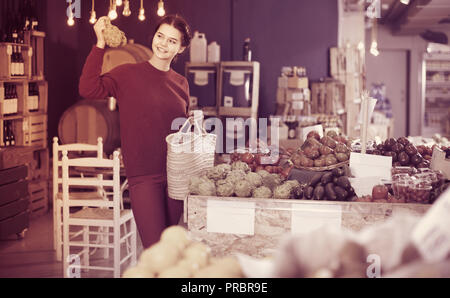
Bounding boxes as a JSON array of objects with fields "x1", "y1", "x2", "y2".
[{"x1": 166, "y1": 113, "x2": 216, "y2": 200}]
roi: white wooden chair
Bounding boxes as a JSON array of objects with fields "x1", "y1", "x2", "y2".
[
  {"x1": 53, "y1": 136, "x2": 106, "y2": 261},
  {"x1": 62, "y1": 150, "x2": 137, "y2": 278}
]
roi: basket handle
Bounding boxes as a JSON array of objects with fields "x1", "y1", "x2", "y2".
[{"x1": 178, "y1": 110, "x2": 205, "y2": 135}]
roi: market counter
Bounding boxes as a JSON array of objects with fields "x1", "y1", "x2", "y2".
[{"x1": 185, "y1": 195, "x2": 430, "y2": 258}]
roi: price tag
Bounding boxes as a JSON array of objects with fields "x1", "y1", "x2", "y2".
[
  {"x1": 291, "y1": 203, "x2": 342, "y2": 235},
  {"x1": 224, "y1": 96, "x2": 233, "y2": 107},
  {"x1": 207, "y1": 200, "x2": 255, "y2": 235},
  {"x1": 189, "y1": 96, "x2": 198, "y2": 107},
  {"x1": 349, "y1": 152, "x2": 392, "y2": 180},
  {"x1": 411, "y1": 189, "x2": 450, "y2": 263}
]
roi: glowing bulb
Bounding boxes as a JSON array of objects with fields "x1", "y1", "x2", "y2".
[
  {"x1": 108, "y1": 7, "x2": 118, "y2": 20},
  {"x1": 370, "y1": 41, "x2": 379, "y2": 56},
  {"x1": 157, "y1": 1, "x2": 165, "y2": 17},
  {"x1": 139, "y1": 8, "x2": 145, "y2": 21},
  {"x1": 123, "y1": 0, "x2": 131, "y2": 16},
  {"x1": 89, "y1": 11, "x2": 97, "y2": 24},
  {"x1": 67, "y1": 17, "x2": 75, "y2": 26},
  {"x1": 116, "y1": 0, "x2": 123, "y2": 6},
  {"x1": 400, "y1": 0, "x2": 410, "y2": 5}
]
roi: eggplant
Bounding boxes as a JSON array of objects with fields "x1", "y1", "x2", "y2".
[
  {"x1": 334, "y1": 186, "x2": 348, "y2": 201},
  {"x1": 309, "y1": 173, "x2": 323, "y2": 187},
  {"x1": 320, "y1": 172, "x2": 333, "y2": 185},
  {"x1": 304, "y1": 186, "x2": 314, "y2": 199},
  {"x1": 325, "y1": 183, "x2": 337, "y2": 200},
  {"x1": 313, "y1": 186, "x2": 325, "y2": 200},
  {"x1": 336, "y1": 176, "x2": 351, "y2": 190}
]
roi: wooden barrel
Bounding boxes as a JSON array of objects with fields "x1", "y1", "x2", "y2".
[
  {"x1": 58, "y1": 100, "x2": 120, "y2": 155},
  {"x1": 101, "y1": 41, "x2": 153, "y2": 74}
]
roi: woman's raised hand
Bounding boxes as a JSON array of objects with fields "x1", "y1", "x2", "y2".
[{"x1": 94, "y1": 16, "x2": 109, "y2": 49}]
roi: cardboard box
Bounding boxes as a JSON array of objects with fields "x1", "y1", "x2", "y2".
[{"x1": 287, "y1": 77, "x2": 308, "y2": 89}]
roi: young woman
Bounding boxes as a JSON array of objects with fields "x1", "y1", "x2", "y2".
[{"x1": 79, "y1": 14, "x2": 192, "y2": 248}]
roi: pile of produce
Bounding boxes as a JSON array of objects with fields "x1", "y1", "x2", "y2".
[
  {"x1": 189, "y1": 162, "x2": 305, "y2": 200},
  {"x1": 122, "y1": 226, "x2": 243, "y2": 278},
  {"x1": 303, "y1": 167, "x2": 356, "y2": 201},
  {"x1": 370, "y1": 137, "x2": 430, "y2": 168},
  {"x1": 288, "y1": 131, "x2": 352, "y2": 168}
]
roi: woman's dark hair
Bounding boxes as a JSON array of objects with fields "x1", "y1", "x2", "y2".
[{"x1": 154, "y1": 14, "x2": 192, "y2": 48}]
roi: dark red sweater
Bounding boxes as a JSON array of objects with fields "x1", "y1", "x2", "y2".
[{"x1": 79, "y1": 46, "x2": 189, "y2": 178}]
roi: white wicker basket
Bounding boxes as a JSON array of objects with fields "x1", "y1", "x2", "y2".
[{"x1": 166, "y1": 111, "x2": 216, "y2": 200}]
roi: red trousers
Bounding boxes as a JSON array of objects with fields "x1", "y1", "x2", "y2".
[{"x1": 127, "y1": 174, "x2": 183, "y2": 248}]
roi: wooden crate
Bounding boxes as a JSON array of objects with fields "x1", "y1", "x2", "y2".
[
  {"x1": 0, "y1": 146, "x2": 34, "y2": 170},
  {"x1": 25, "y1": 80, "x2": 48, "y2": 115},
  {"x1": 24, "y1": 31, "x2": 46, "y2": 80},
  {"x1": 0, "y1": 81, "x2": 26, "y2": 118},
  {"x1": 28, "y1": 179, "x2": 49, "y2": 219},
  {"x1": 28, "y1": 148, "x2": 49, "y2": 181},
  {"x1": 0, "y1": 43, "x2": 32, "y2": 79},
  {"x1": 12, "y1": 114, "x2": 47, "y2": 148}
]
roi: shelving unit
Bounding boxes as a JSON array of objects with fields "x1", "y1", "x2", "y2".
[
  {"x1": 422, "y1": 52, "x2": 450, "y2": 138},
  {"x1": 186, "y1": 61, "x2": 260, "y2": 153},
  {"x1": 330, "y1": 45, "x2": 365, "y2": 138},
  {"x1": 0, "y1": 30, "x2": 49, "y2": 220}
]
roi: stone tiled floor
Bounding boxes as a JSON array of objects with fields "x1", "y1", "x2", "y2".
[{"x1": 0, "y1": 210, "x2": 144, "y2": 278}]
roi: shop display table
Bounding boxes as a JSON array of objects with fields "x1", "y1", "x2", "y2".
[{"x1": 186, "y1": 195, "x2": 430, "y2": 258}]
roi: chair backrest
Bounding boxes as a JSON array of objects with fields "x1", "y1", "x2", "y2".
[
  {"x1": 52, "y1": 136, "x2": 104, "y2": 199},
  {"x1": 61, "y1": 150, "x2": 121, "y2": 209}
]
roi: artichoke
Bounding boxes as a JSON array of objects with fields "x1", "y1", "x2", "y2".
[
  {"x1": 245, "y1": 172, "x2": 263, "y2": 188},
  {"x1": 252, "y1": 186, "x2": 272, "y2": 198},
  {"x1": 234, "y1": 180, "x2": 253, "y2": 197}
]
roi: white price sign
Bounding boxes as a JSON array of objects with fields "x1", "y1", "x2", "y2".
[
  {"x1": 291, "y1": 203, "x2": 342, "y2": 235},
  {"x1": 207, "y1": 200, "x2": 255, "y2": 235}
]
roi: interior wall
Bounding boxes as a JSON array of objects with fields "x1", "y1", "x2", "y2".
[
  {"x1": 365, "y1": 25, "x2": 428, "y2": 137},
  {"x1": 41, "y1": 0, "x2": 338, "y2": 149}
]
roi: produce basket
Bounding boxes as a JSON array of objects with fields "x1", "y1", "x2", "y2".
[{"x1": 166, "y1": 111, "x2": 217, "y2": 200}]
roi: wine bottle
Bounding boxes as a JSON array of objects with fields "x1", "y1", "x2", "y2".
[
  {"x1": 11, "y1": 84, "x2": 18, "y2": 114},
  {"x1": 243, "y1": 38, "x2": 252, "y2": 62},
  {"x1": 4, "y1": 121, "x2": 10, "y2": 147},
  {"x1": 11, "y1": 46, "x2": 17, "y2": 76},
  {"x1": 18, "y1": 47, "x2": 24, "y2": 76},
  {"x1": 9, "y1": 121, "x2": 15, "y2": 146}
]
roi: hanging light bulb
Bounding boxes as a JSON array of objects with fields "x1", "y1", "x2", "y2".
[
  {"x1": 370, "y1": 41, "x2": 379, "y2": 56},
  {"x1": 370, "y1": 18, "x2": 379, "y2": 57},
  {"x1": 139, "y1": 8, "x2": 146, "y2": 21},
  {"x1": 138, "y1": 0, "x2": 145, "y2": 21},
  {"x1": 108, "y1": 0, "x2": 118, "y2": 20},
  {"x1": 400, "y1": 0, "x2": 410, "y2": 5},
  {"x1": 89, "y1": 10, "x2": 97, "y2": 24},
  {"x1": 116, "y1": 0, "x2": 123, "y2": 6},
  {"x1": 67, "y1": 16, "x2": 75, "y2": 26},
  {"x1": 67, "y1": 0, "x2": 75, "y2": 26},
  {"x1": 123, "y1": 0, "x2": 131, "y2": 16},
  {"x1": 89, "y1": 0, "x2": 97, "y2": 24},
  {"x1": 157, "y1": 0, "x2": 165, "y2": 17}
]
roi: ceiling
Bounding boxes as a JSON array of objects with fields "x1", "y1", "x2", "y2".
[{"x1": 345, "y1": 0, "x2": 450, "y2": 39}]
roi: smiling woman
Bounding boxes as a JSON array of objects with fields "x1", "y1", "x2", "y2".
[{"x1": 78, "y1": 14, "x2": 192, "y2": 249}]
